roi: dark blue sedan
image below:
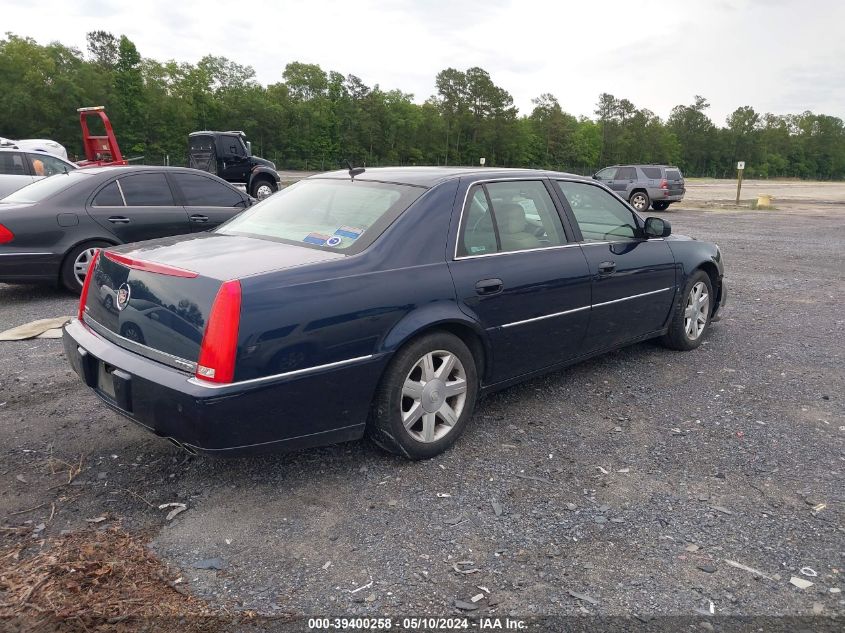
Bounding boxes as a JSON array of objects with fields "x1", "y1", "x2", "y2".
[{"x1": 63, "y1": 167, "x2": 726, "y2": 459}]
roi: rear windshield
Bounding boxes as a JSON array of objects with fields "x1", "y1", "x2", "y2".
[
  {"x1": 0, "y1": 171, "x2": 88, "y2": 203},
  {"x1": 665, "y1": 169, "x2": 683, "y2": 180},
  {"x1": 641, "y1": 167, "x2": 662, "y2": 179},
  {"x1": 216, "y1": 178, "x2": 425, "y2": 254}
]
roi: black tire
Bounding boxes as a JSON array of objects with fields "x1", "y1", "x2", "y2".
[
  {"x1": 367, "y1": 331, "x2": 479, "y2": 460},
  {"x1": 652, "y1": 201, "x2": 670, "y2": 211},
  {"x1": 250, "y1": 178, "x2": 277, "y2": 200},
  {"x1": 661, "y1": 270, "x2": 713, "y2": 351},
  {"x1": 60, "y1": 240, "x2": 111, "y2": 293},
  {"x1": 629, "y1": 190, "x2": 650, "y2": 212}
]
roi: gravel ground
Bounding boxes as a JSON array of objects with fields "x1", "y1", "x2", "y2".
[{"x1": 0, "y1": 181, "x2": 843, "y2": 629}]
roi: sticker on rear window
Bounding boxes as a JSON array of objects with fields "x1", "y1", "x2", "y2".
[
  {"x1": 303, "y1": 232, "x2": 331, "y2": 245},
  {"x1": 334, "y1": 225, "x2": 364, "y2": 240}
]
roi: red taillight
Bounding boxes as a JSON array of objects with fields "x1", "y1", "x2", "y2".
[
  {"x1": 102, "y1": 251, "x2": 198, "y2": 278},
  {"x1": 0, "y1": 224, "x2": 14, "y2": 244},
  {"x1": 77, "y1": 249, "x2": 101, "y2": 320},
  {"x1": 660, "y1": 179, "x2": 668, "y2": 190},
  {"x1": 195, "y1": 280, "x2": 242, "y2": 383}
]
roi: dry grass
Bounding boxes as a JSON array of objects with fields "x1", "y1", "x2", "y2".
[{"x1": 0, "y1": 525, "x2": 271, "y2": 632}]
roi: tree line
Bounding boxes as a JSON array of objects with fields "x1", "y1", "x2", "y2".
[{"x1": 2, "y1": 32, "x2": 844, "y2": 179}]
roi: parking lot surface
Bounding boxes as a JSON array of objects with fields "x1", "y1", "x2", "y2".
[{"x1": 0, "y1": 180, "x2": 843, "y2": 622}]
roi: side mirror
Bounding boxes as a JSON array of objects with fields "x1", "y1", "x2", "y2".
[
  {"x1": 246, "y1": 141, "x2": 252, "y2": 155},
  {"x1": 592, "y1": 174, "x2": 599, "y2": 180},
  {"x1": 644, "y1": 216, "x2": 671, "y2": 238}
]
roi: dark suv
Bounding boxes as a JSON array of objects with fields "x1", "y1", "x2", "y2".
[{"x1": 593, "y1": 164, "x2": 685, "y2": 211}]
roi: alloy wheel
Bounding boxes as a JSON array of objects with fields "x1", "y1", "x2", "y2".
[
  {"x1": 401, "y1": 350, "x2": 468, "y2": 443},
  {"x1": 684, "y1": 281, "x2": 709, "y2": 340},
  {"x1": 73, "y1": 247, "x2": 99, "y2": 287},
  {"x1": 631, "y1": 193, "x2": 648, "y2": 210}
]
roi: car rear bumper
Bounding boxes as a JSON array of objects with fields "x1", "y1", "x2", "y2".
[
  {"x1": 0, "y1": 252, "x2": 60, "y2": 283},
  {"x1": 63, "y1": 318, "x2": 389, "y2": 455}
]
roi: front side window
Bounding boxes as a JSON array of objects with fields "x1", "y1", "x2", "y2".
[
  {"x1": 27, "y1": 153, "x2": 72, "y2": 177},
  {"x1": 172, "y1": 172, "x2": 243, "y2": 207},
  {"x1": 118, "y1": 173, "x2": 175, "y2": 206},
  {"x1": 218, "y1": 178, "x2": 424, "y2": 254},
  {"x1": 457, "y1": 181, "x2": 566, "y2": 257},
  {"x1": 594, "y1": 167, "x2": 617, "y2": 180},
  {"x1": 556, "y1": 181, "x2": 639, "y2": 242},
  {"x1": 219, "y1": 135, "x2": 245, "y2": 157}
]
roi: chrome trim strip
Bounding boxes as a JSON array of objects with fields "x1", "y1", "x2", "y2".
[
  {"x1": 187, "y1": 354, "x2": 376, "y2": 390},
  {"x1": 455, "y1": 243, "x2": 581, "y2": 260},
  {"x1": 0, "y1": 252, "x2": 53, "y2": 256},
  {"x1": 592, "y1": 287, "x2": 672, "y2": 308},
  {"x1": 501, "y1": 305, "x2": 590, "y2": 329},
  {"x1": 115, "y1": 179, "x2": 127, "y2": 206},
  {"x1": 499, "y1": 287, "x2": 673, "y2": 329},
  {"x1": 83, "y1": 313, "x2": 197, "y2": 373}
]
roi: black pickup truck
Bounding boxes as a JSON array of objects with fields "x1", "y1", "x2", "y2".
[{"x1": 188, "y1": 131, "x2": 281, "y2": 200}]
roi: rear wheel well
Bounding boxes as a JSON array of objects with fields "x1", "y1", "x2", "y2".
[
  {"x1": 629, "y1": 188, "x2": 647, "y2": 199},
  {"x1": 393, "y1": 322, "x2": 487, "y2": 385},
  {"x1": 58, "y1": 238, "x2": 118, "y2": 285}
]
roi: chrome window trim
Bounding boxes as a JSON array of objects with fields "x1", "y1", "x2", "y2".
[
  {"x1": 453, "y1": 176, "x2": 574, "y2": 261},
  {"x1": 115, "y1": 179, "x2": 127, "y2": 206},
  {"x1": 83, "y1": 313, "x2": 197, "y2": 373},
  {"x1": 498, "y1": 287, "x2": 672, "y2": 329},
  {"x1": 187, "y1": 354, "x2": 376, "y2": 390}
]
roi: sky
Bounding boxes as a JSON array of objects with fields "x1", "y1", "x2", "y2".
[{"x1": 3, "y1": 0, "x2": 844, "y2": 125}]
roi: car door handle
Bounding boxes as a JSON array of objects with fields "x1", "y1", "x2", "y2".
[
  {"x1": 190, "y1": 214, "x2": 209, "y2": 223},
  {"x1": 475, "y1": 278, "x2": 504, "y2": 296},
  {"x1": 107, "y1": 216, "x2": 131, "y2": 224},
  {"x1": 598, "y1": 261, "x2": 616, "y2": 276}
]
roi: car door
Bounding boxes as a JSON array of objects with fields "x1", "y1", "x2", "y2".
[
  {"x1": 614, "y1": 166, "x2": 638, "y2": 198},
  {"x1": 87, "y1": 172, "x2": 190, "y2": 242},
  {"x1": 448, "y1": 179, "x2": 592, "y2": 383},
  {"x1": 0, "y1": 151, "x2": 34, "y2": 197},
  {"x1": 593, "y1": 166, "x2": 617, "y2": 189},
  {"x1": 167, "y1": 171, "x2": 249, "y2": 231},
  {"x1": 554, "y1": 179, "x2": 676, "y2": 352},
  {"x1": 215, "y1": 135, "x2": 250, "y2": 183}
]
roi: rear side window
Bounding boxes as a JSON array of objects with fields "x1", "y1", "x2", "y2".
[
  {"x1": 118, "y1": 173, "x2": 175, "y2": 206},
  {"x1": 172, "y1": 172, "x2": 243, "y2": 207},
  {"x1": 665, "y1": 169, "x2": 683, "y2": 180},
  {"x1": 458, "y1": 181, "x2": 566, "y2": 257},
  {"x1": 92, "y1": 181, "x2": 124, "y2": 206},
  {"x1": 0, "y1": 152, "x2": 27, "y2": 175},
  {"x1": 641, "y1": 167, "x2": 662, "y2": 179},
  {"x1": 616, "y1": 166, "x2": 637, "y2": 180}
]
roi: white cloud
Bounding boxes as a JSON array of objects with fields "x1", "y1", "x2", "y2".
[{"x1": 3, "y1": 0, "x2": 843, "y2": 123}]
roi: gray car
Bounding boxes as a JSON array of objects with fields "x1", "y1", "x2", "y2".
[
  {"x1": 593, "y1": 164, "x2": 685, "y2": 211},
  {"x1": 0, "y1": 147, "x2": 78, "y2": 198}
]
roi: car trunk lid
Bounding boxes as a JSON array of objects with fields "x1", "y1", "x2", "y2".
[{"x1": 81, "y1": 233, "x2": 343, "y2": 372}]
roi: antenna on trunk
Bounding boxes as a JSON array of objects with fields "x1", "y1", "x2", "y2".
[{"x1": 345, "y1": 160, "x2": 365, "y2": 181}]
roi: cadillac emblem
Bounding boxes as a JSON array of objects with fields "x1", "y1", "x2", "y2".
[{"x1": 116, "y1": 283, "x2": 131, "y2": 311}]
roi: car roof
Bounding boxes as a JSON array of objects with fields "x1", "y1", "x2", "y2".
[
  {"x1": 0, "y1": 146, "x2": 74, "y2": 162},
  {"x1": 311, "y1": 166, "x2": 591, "y2": 187}
]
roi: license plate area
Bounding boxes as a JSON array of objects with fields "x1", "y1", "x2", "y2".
[{"x1": 97, "y1": 361, "x2": 117, "y2": 400}]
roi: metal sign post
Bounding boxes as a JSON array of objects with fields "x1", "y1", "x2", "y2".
[{"x1": 735, "y1": 161, "x2": 745, "y2": 204}]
